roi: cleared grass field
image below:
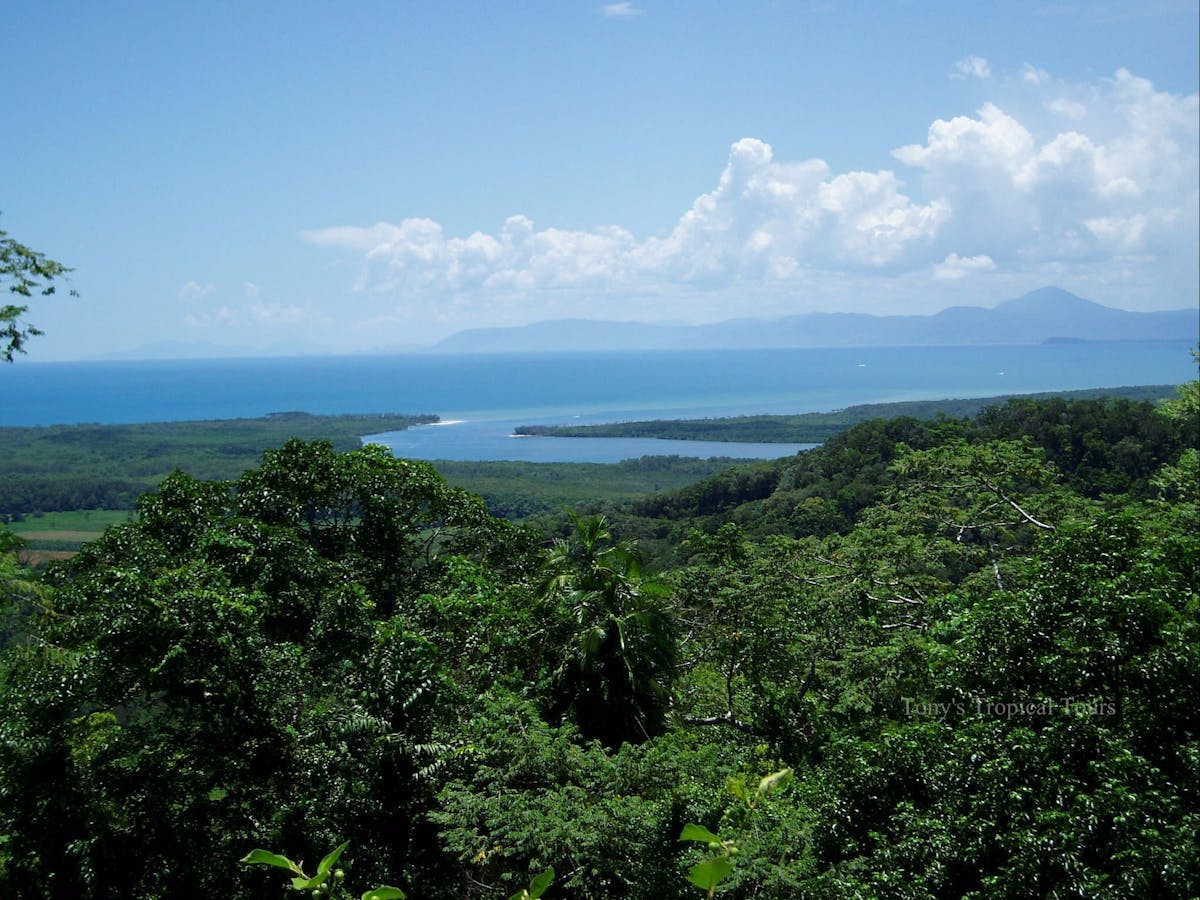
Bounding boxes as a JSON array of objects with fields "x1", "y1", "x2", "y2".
[
  {"x1": 19, "y1": 549, "x2": 76, "y2": 566},
  {"x1": 10, "y1": 509, "x2": 132, "y2": 534},
  {"x1": 9, "y1": 510, "x2": 134, "y2": 563},
  {"x1": 17, "y1": 530, "x2": 112, "y2": 542}
]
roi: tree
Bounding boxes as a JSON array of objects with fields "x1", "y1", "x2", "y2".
[
  {"x1": 0, "y1": 526, "x2": 47, "y2": 652},
  {"x1": 1158, "y1": 350, "x2": 1200, "y2": 438},
  {"x1": 670, "y1": 526, "x2": 820, "y2": 751},
  {"x1": 537, "y1": 514, "x2": 677, "y2": 747},
  {"x1": 1, "y1": 224, "x2": 75, "y2": 361},
  {"x1": 0, "y1": 441, "x2": 529, "y2": 897}
]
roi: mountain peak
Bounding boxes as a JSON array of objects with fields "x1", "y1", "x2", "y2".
[{"x1": 994, "y1": 286, "x2": 1106, "y2": 314}]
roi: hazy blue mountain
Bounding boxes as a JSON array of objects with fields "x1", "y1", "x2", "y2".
[{"x1": 431, "y1": 287, "x2": 1196, "y2": 353}]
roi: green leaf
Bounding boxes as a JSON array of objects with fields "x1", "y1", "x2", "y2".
[
  {"x1": 726, "y1": 776, "x2": 749, "y2": 803},
  {"x1": 756, "y1": 767, "x2": 793, "y2": 798},
  {"x1": 318, "y1": 840, "x2": 350, "y2": 875},
  {"x1": 679, "y1": 823, "x2": 722, "y2": 844},
  {"x1": 362, "y1": 888, "x2": 407, "y2": 900},
  {"x1": 528, "y1": 866, "x2": 555, "y2": 898},
  {"x1": 688, "y1": 856, "x2": 734, "y2": 891},
  {"x1": 239, "y1": 849, "x2": 299, "y2": 872},
  {"x1": 291, "y1": 871, "x2": 330, "y2": 890},
  {"x1": 207, "y1": 787, "x2": 228, "y2": 802}
]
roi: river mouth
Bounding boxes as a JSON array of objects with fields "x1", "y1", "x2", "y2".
[{"x1": 364, "y1": 416, "x2": 817, "y2": 463}]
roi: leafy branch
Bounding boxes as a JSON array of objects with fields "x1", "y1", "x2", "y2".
[
  {"x1": 678, "y1": 768, "x2": 793, "y2": 897},
  {"x1": 241, "y1": 841, "x2": 405, "y2": 900},
  {"x1": 1, "y1": 225, "x2": 76, "y2": 362},
  {"x1": 241, "y1": 841, "x2": 554, "y2": 900}
]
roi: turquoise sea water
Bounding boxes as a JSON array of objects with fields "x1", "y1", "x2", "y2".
[{"x1": 1, "y1": 343, "x2": 1192, "y2": 462}]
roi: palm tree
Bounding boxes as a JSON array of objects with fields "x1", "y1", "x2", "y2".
[{"x1": 538, "y1": 514, "x2": 677, "y2": 747}]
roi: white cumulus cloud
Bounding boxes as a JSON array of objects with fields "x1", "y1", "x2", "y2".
[
  {"x1": 1046, "y1": 97, "x2": 1088, "y2": 120},
  {"x1": 893, "y1": 69, "x2": 1197, "y2": 263},
  {"x1": 893, "y1": 103, "x2": 1035, "y2": 174},
  {"x1": 304, "y1": 138, "x2": 948, "y2": 300},
  {"x1": 638, "y1": 138, "x2": 948, "y2": 277},
  {"x1": 303, "y1": 68, "x2": 1197, "y2": 324}
]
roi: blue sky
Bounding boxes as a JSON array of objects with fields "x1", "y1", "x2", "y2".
[{"x1": 2, "y1": 0, "x2": 1197, "y2": 359}]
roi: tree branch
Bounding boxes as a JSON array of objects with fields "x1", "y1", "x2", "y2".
[
  {"x1": 978, "y1": 476, "x2": 1056, "y2": 531},
  {"x1": 682, "y1": 711, "x2": 762, "y2": 734}
]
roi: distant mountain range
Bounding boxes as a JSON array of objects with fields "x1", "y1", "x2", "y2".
[{"x1": 431, "y1": 287, "x2": 1197, "y2": 353}]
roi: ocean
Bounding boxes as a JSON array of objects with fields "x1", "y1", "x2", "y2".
[{"x1": 1, "y1": 343, "x2": 1192, "y2": 463}]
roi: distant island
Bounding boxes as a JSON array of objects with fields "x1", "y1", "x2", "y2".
[
  {"x1": 514, "y1": 384, "x2": 1180, "y2": 444},
  {"x1": 432, "y1": 286, "x2": 1196, "y2": 353}
]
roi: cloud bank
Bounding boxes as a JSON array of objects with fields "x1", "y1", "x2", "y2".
[{"x1": 302, "y1": 67, "x2": 1197, "y2": 325}]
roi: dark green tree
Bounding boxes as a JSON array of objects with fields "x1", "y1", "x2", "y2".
[{"x1": 538, "y1": 514, "x2": 677, "y2": 747}]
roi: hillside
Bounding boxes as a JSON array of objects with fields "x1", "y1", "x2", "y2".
[{"x1": 532, "y1": 391, "x2": 1196, "y2": 566}]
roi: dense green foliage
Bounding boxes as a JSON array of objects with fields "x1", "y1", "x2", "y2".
[
  {"x1": 0, "y1": 380, "x2": 1197, "y2": 898},
  {"x1": 559, "y1": 393, "x2": 1194, "y2": 567},
  {"x1": 0, "y1": 440, "x2": 536, "y2": 897},
  {"x1": 429, "y1": 457, "x2": 747, "y2": 520},
  {"x1": 514, "y1": 385, "x2": 1177, "y2": 443}
]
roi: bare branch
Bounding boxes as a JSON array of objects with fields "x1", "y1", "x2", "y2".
[
  {"x1": 881, "y1": 621, "x2": 924, "y2": 631},
  {"x1": 978, "y1": 476, "x2": 1056, "y2": 531},
  {"x1": 682, "y1": 711, "x2": 762, "y2": 734}
]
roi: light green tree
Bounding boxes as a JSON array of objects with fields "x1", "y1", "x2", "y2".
[{"x1": 1, "y1": 223, "x2": 75, "y2": 361}]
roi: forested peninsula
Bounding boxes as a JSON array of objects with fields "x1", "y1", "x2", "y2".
[
  {"x1": 1, "y1": 382, "x2": 1197, "y2": 898},
  {"x1": 514, "y1": 384, "x2": 1178, "y2": 443}
]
